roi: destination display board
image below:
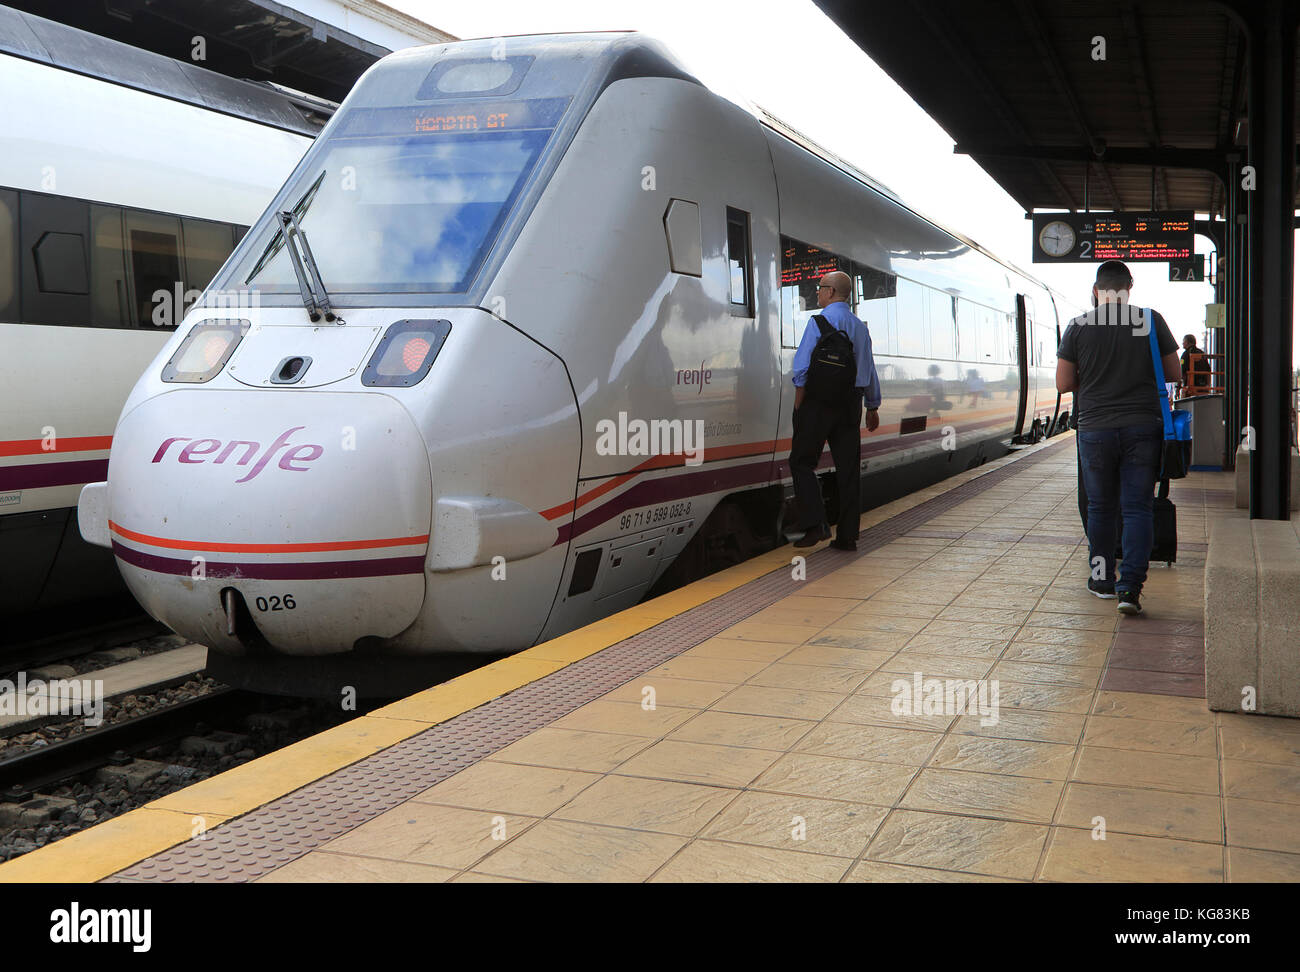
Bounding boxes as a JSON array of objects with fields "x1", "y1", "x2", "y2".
[
  {"x1": 1032, "y1": 210, "x2": 1194, "y2": 263},
  {"x1": 335, "y1": 97, "x2": 571, "y2": 137}
]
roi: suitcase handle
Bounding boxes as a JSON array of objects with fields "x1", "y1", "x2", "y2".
[{"x1": 1156, "y1": 478, "x2": 1170, "y2": 500}]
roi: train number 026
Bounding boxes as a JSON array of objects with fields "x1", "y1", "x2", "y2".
[{"x1": 254, "y1": 594, "x2": 297, "y2": 612}]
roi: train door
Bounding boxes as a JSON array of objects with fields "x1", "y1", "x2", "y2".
[
  {"x1": 1014, "y1": 293, "x2": 1029, "y2": 439},
  {"x1": 1046, "y1": 294, "x2": 1064, "y2": 434}
]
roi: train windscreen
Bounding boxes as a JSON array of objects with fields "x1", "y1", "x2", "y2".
[{"x1": 229, "y1": 98, "x2": 569, "y2": 295}]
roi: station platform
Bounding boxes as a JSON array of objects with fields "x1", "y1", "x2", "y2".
[{"x1": 4, "y1": 433, "x2": 1298, "y2": 883}]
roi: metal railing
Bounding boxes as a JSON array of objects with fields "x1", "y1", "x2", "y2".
[{"x1": 1175, "y1": 351, "x2": 1224, "y2": 399}]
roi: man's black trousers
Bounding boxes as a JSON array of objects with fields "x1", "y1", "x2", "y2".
[{"x1": 789, "y1": 393, "x2": 862, "y2": 541}]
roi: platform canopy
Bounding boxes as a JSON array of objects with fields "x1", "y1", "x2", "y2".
[
  {"x1": 816, "y1": 0, "x2": 1299, "y2": 520},
  {"x1": 1, "y1": 0, "x2": 454, "y2": 102},
  {"x1": 813, "y1": 0, "x2": 1297, "y2": 215}
]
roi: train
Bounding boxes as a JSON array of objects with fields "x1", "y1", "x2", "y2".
[
  {"x1": 0, "y1": 6, "x2": 327, "y2": 639},
  {"x1": 76, "y1": 32, "x2": 1074, "y2": 694}
]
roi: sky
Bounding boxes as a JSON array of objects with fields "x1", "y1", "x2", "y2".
[{"x1": 390, "y1": 0, "x2": 1292, "y2": 362}]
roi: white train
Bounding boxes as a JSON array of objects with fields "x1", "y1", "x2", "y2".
[
  {"x1": 77, "y1": 33, "x2": 1073, "y2": 693},
  {"x1": 0, "y1": 6, "x2": 324, "y2": 632}
]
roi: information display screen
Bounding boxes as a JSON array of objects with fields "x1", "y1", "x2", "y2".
[
  {"x1": 1032, "y1": 210, "x2": 1194, "y2": 263},
  {"x1": 780, "y1": 242, "x2": 840, "y2": 285},
  {"x1": 335, "y1": 97, "x2": 571, "y2": 138}
]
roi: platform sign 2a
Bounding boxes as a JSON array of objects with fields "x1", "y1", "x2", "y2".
[
  {"x1": 1169, "y1": 255, "x2": 1206, "y2": 282},
  {"x1": 1032, "y1": 210, "x2": 1194, "y2": 263}
]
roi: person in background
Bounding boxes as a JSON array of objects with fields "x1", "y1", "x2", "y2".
[
  {"x1": 1056, "y1": 259, "x2": 1180, "y2": 615},
  {"x1": 1179, "y1": 334, "x2": 1210, "y2": 395},
  {"x1": 926, "y1": 364, "x2": 951, "y2": 416},
  {"x1": 789, "y1": 270, "x2": 882, "y2": 552}
]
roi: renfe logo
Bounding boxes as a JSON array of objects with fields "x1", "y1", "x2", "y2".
[{"x1": 151, "y1": 427, "x2": 324, "y2": 483}]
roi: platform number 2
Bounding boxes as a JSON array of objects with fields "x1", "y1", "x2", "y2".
[{"x1": 254, "y1": 594, "x2": 297, "y2": 612}]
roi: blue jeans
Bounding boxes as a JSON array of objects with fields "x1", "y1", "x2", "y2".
[{"x1": 1076, "y1": 424, "x2": 1163, "y2": 593}]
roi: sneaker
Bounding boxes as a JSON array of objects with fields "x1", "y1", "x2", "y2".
[
  {"x1": 793, "y1": 525, "x2": 830, "y2": 548},
  {"x1": 1087, "y1": 578, "x2": 1116, "y2": 599},
  {"x1": 1117, "y1": 590, "x2": 1142, "y2": 615}
]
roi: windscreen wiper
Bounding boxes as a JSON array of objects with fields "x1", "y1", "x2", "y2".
[
  {"x1": 277, "y1": 210, "x2": 340, "y2": 324},
  {"x1": 245, "y1": 170, "x2": 325, "y2": 283}
]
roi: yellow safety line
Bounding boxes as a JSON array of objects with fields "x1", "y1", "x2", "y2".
[{"x1": 0, "y1": 432, "x2": 1071, "y2": 883}]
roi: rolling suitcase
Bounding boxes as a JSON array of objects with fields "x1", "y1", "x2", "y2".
[{"x1": 1150, "y1": 478, "x2": 1177, "y2": 566}]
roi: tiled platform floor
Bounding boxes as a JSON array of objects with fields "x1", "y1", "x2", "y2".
[{"x1": 123, "y1": 441, "x2": 1300, "y2": 882}]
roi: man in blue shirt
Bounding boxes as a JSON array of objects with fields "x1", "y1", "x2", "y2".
[{"x1": 790, "y1": 270, "x2": 883, "y2": 551}]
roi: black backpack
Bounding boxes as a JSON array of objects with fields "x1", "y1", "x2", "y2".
[{"x1": 805, "y1": 314, "x2": 857, "y2": 403}]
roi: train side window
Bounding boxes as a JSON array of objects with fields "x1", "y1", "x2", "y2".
[
  {"x1": 779, "y1": 236, "x2": 869, "y2": 348},
  {"x1": 895, "y1": 278, "x2": 927, "y2": 357},
  {"x1": 725, "y1": 207, "x2": 752, "y2": 316},
  {"x1": 0, "y1": 189, "x2": 16, "y2": 322},
  {"x1": 124, "y1": 210, "x2": 183, "y2": 329},
  {"x1": 989, "y1": 308, "x2": 1004, "y2": 363},
  {"x1": 90, "y1": 205, "x2": 128, "y2": 328},
  {"x1": 976, "y1": 305, "x2": 996, "y2": 360},
  {"x1": 19, "y1": 192, "x2": 91, "y2": 326},
  {"x1": 34, "y1": 235, "x2": 87, "y2": 293},
  {"x1": 853, "y1": 261, "x2": 896, "y2": 355},
  {"x1": 928, "y1": 287, "x2": 956, "y2": 359},
  {"x1": 183, "y1": 217, "x2": 236, "y2": 294},
  {"x1": 780, "y1": 236, "x2": 830, "y2": 348}
]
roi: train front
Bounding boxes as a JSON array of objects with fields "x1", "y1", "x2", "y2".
[{"x1": 74, "y1": 38, "x2": 617, "y2": 688}]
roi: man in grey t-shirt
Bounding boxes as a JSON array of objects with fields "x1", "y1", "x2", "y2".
[{"x1": 1056, "y1": 260, "x2": 1181, "y2": 615}]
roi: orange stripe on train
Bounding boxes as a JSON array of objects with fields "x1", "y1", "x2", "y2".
[
  {"x1": 0, "y1": 435, "x2": 113, "y2": 458},
  {"x1": 108, "y1": 520, "x2": 428, "y2": 554}
]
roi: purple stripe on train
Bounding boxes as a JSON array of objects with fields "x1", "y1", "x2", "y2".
[
  {"x1": 0, "y1": 459, "x2": 109, "y2": 491},
  {"x1": 112, "y1": 542, "x2": 424, "y2": 580}
]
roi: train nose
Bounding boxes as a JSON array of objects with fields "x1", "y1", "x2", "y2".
[{"x1": 96, "y1": 389, "x2": 431, "y2": 655}]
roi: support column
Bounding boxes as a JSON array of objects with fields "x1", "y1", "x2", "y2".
[
  {"x1": 1246, "y1": 0, "x2": 1297, "y2": 519},
  {"x1": 1224, "y1": 157, "x2": 1243, "y2": 469}
]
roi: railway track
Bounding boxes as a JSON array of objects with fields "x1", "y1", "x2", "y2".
[
  {"x1": 0, "y1": 683, "x2": 364, "y2": 862},
  {"x1": 0, "y1": 688, "x2": 256, "y2": 800}
]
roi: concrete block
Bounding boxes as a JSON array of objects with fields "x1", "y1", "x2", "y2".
[
  {"x1": 0, "y1": 796, "x2": 76, "y2": 827},
  {"x1": 179, "y1": 731, "x2": 249, "y2": 756},
  {"x1": 1204, "y1": 517, "x2": 1258, "y2": 712},
  {"x1": 27, "y1": 664, "x2": 77, "y2": 681},
  {"x1": 1254, "y1": 521, "x2": 1300, "y2": 717},
  {"x1": 95, "y1": 758, "x2": 167, "y2": 792},
  {"x1": 1234, "y1": 445, "x2": 1300, "y2": 510},
  {"x1": 87, "y1": 646, "x2": 143, "y2": 666}
]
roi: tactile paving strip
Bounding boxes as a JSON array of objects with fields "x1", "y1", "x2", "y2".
[{"x1": 106, "y1": 438, "x2": 1073, "y2": 882}]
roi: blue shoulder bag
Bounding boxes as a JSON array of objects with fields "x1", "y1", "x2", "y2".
[{"x1": 1144, "y1": 307, "x2": 1191, "y2": 480}]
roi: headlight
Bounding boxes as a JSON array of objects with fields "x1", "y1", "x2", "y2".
[
  {"x1": 362, "y1": 319, "x2": 451, "y2": 387},
  {"x1": 161, "y1": 320, "x2": 249, "y2": 383}
]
